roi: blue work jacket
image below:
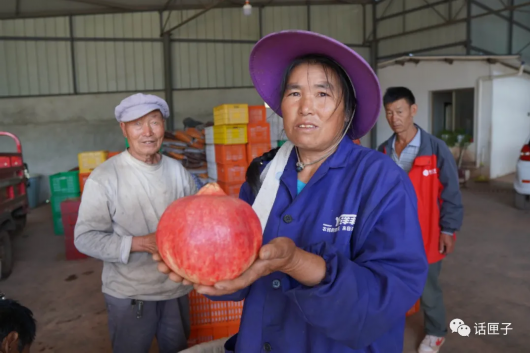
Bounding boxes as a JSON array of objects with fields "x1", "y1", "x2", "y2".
[{"x1": 209, "y1": 138, "x2": 428, "y2": 353}]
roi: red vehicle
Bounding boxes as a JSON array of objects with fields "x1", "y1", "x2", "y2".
[{"x1": 0, "y1": 132, "x2": 29, "y2": 280}]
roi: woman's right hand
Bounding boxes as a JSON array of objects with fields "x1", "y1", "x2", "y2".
[{"x1": 152, "y1": 252, "x2": 194, "y2": 286}]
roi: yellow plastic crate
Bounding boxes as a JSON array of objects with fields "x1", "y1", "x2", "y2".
[
  {"x1": 213, "y1": 104, "x2": 249, "y2": 125},
  {"x1": 213, "y1": 125, "x2": 248, "y2": 145},
  {"x1": 78, "y1": 151, "x2": 108, "y2": 173}
]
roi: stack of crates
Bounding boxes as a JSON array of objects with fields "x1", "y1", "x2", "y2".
[
  {"x1": 78, "y1": 151, "x2": 109, "y2": 193},
  {"x1": 187, "y1": 289, "x2": 244, "y2": 347},
  {"x1": 246, "y1": 106, "x2": 271, "y2": 164},
  {"x1": 49, "y1": 171, "x2": 81, "y2": 235},
  {"x1": 205, "y1": 104, "x2": 249, "y2": 197}
]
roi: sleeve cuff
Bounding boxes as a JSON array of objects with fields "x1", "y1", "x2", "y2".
[
  {"x1": 120, "y1": 235, "x2": 133, "y2": 264},
  {"x1": 441, "y1": 230, "x2": 455, "y2": 236}
]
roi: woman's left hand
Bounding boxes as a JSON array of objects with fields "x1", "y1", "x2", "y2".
[{"x1": 195, "y1": 237, "x2": 300, "y2": 296}]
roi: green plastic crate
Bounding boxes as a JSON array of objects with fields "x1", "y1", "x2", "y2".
[
  {"x1": 51, "y1": 193, "x2": 80, "y2": 216},
  {"x1": 49, "y1": 171, "x2": 80, "y2": 195},
  {"x1": 53, "y1": 214, "x2": 64, "y2": 236},
  {"x1": 125, "y1": 137, "x2": 130, "y2": 148}
]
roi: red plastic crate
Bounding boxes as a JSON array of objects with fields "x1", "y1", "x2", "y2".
[
  {"x1": 60, "y1": 198, "x2": 87, "y2": 260},
  {"x1": 60, "y1": 198, "x2": 81, "y2": 215}
]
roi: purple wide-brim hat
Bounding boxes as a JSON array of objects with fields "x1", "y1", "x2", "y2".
[{"x1": 249, "y1": 30, "x2": 381, "y2": 140}]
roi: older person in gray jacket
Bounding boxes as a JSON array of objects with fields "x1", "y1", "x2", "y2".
[{"x1": 75, "y1": 93, "x2": 197, "y2": 353}]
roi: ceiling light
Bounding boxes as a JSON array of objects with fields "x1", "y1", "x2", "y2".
[{"x1": 243, "y1": 1, "x2": 252, "y2": 16}]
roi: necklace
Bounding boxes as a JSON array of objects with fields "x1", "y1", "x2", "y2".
[{"x1": 295, "y1": 146, "x2": 338, "y2": 172}]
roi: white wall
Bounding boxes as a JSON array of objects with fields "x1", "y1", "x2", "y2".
[
  {"x1": 376, "y1": 60, "x2": 497, "y2": 144},
  {"x1": 490, "y1": 76, "x2": 530, "y2": 178},
  {"x1": 376, "y1": 60, "x2": 530, "y2": 178},
  {"x1": 172, "y1": 88, "x2": 263, "y2": 126},
  {"x1": 0, "y1": 88, "x2": 264, "y2": 202},
  {"x1": 0, "y1": 92, "x2": 153, "y2": 202}
]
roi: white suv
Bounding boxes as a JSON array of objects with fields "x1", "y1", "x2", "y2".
[{"x1": 514, "y1": 136, "x2": 530, "y2": 210}]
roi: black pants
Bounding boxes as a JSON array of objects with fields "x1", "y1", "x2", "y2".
[{"x1": 104, "y1": 293, "x2": 191, "y2": 353}]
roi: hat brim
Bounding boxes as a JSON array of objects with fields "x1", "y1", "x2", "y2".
[
  {"x1": 249, "y1": 30, "x2": 381, "y2": 140},
  {"x1": 119, "y1": 104, "x2": 168, "y2": 123}
]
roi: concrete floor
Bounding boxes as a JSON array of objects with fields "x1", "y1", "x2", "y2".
[{"x1": 1, "y1": 179, "x2": 529, "y2": 353}]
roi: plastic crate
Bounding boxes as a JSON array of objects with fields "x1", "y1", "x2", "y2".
[
  {"x1": 213, "y1": 104, "x2": 249, "y2": 125},
  {"x1": 51, "y1": 193, "x2": 80, "y2": 216},
  {"x1": 49, "y1": 171, "x2": 80, "y2": 195},
  {"x1": 246, "y1": 142, "x2": 271, "y2": 164},
  {"x1": 214, "y1": 145, "x2": 247, "y2": 164},
  {"x1": 79, "y1": 173, "x2": 90, "y2": 193},
  {"x1": 205, "y1": 127, "x2": 214, "y2": 145},
  {"x1": 78, "y1": 151, "x2": 108, "y2": 173},
  {"x1": 213, "y1": 125, "x2": 247, "y2": 145},
  {"x1": 189, "y1": 290, "x2": 244, "y2": 326},
  {"x1": 248, "y1": 105, "x2": 267, "y2": 124},
  {"x1": 187, "y1": 322, "x2": 240, "y2": 347},
  {"x1": 216, "y1": 163, "x2": 247, "y2": 183},
  {"x1": 247, "y1": 123, "x2": 271, "y2": 144},
  {"x1": 53, "y1": 214, "x2": 64, "y2": 235},
  {"x1": 406, "y1": 300, "x2": 420, "y2": 317},
  {"x1": 207, "y1": 163, "x2": 217, "y2": 181},
  {"x1": 217, "y1": 181, "x2": 242, "y2": 197},
  {"x1": 205, "y1": 144, "x2": 216, "y2": 164}
]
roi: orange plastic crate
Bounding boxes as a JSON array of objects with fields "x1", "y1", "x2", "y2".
[
  {"x1": 187, "y1": 321, "x2": 241, "y2": 347},
  {"x1": 218, "y1": 181, "x2": 242, "y2": 197},
  {"x1": 215, "y1": 144, "x2": 247, "y2": 164},
  {"x1": 247, "y1": 142, "x2": 272, "y2": 164},
  {"x1": 406, "y1": 299, "x2": 420, "y2": 317},
  {"x1": 248, "y1": 105, "x2": 266, "y2": 124},
  {"x1": 216, "y1": 163, "x2": 247, "y2": 183},
  {"x1": 79, "y1": 172, "x2": 90, "y2": 193},
  {"x1": 189, "y1": 290, "x2": 244, "y2": 326},
  {"x1": 247, "y1": 123, "x2": 271, "y2": 144}
]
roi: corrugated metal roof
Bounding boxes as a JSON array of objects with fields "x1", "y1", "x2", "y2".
[{"x1": 0, "y1": 0, "x2": 370, "y2": 19}]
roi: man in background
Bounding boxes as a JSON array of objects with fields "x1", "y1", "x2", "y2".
[
  {"x1": 0, "y1": 296, "x2": 36, "y2": 353},
  {"x1": 378, "y1": 87, "x2": 463, "y2": 353},
  {"x1": 75, "y1": 93, "x2": 197, "y2": 353}
]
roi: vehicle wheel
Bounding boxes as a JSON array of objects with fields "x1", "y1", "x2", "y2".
[
  {"x1": 0, "y1": 231, "x2": 13, "y2": 280},
  {"x1": 8, "y1": 214, "x2": 27, "y2": 238},
  {"x1": 514, "y1": 191, "x2": 530, "y2": 210}
]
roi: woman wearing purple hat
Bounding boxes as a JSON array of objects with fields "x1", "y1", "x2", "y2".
[{"x1": 155, "y1": 30, "x2": 428, "y2": 352}]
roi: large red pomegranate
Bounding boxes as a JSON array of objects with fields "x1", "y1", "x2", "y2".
[{"x1": 156, "y1": 182, "x2": 263, "y2": 285}]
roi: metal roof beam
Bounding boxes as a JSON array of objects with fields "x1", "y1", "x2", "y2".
[
  {"x1": 378, "y1": 0, "x2": 453, "y2": 21},
  {"x1": 377, "y1": 0, "x2": 530, "y2": 41},
  {"x1": 471, "y1": 1, "x2": 530, "y2": 34},
  {"x1": 161, "y1": 0, "x2": 225, "y2": 36},
  {"x1": 65, "y1": 0, "x2": 150, "y2": 11}
]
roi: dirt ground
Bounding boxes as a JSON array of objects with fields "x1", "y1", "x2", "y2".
[{"x1": 2, "y1": 178, "x2": 529, "y2": 353}]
